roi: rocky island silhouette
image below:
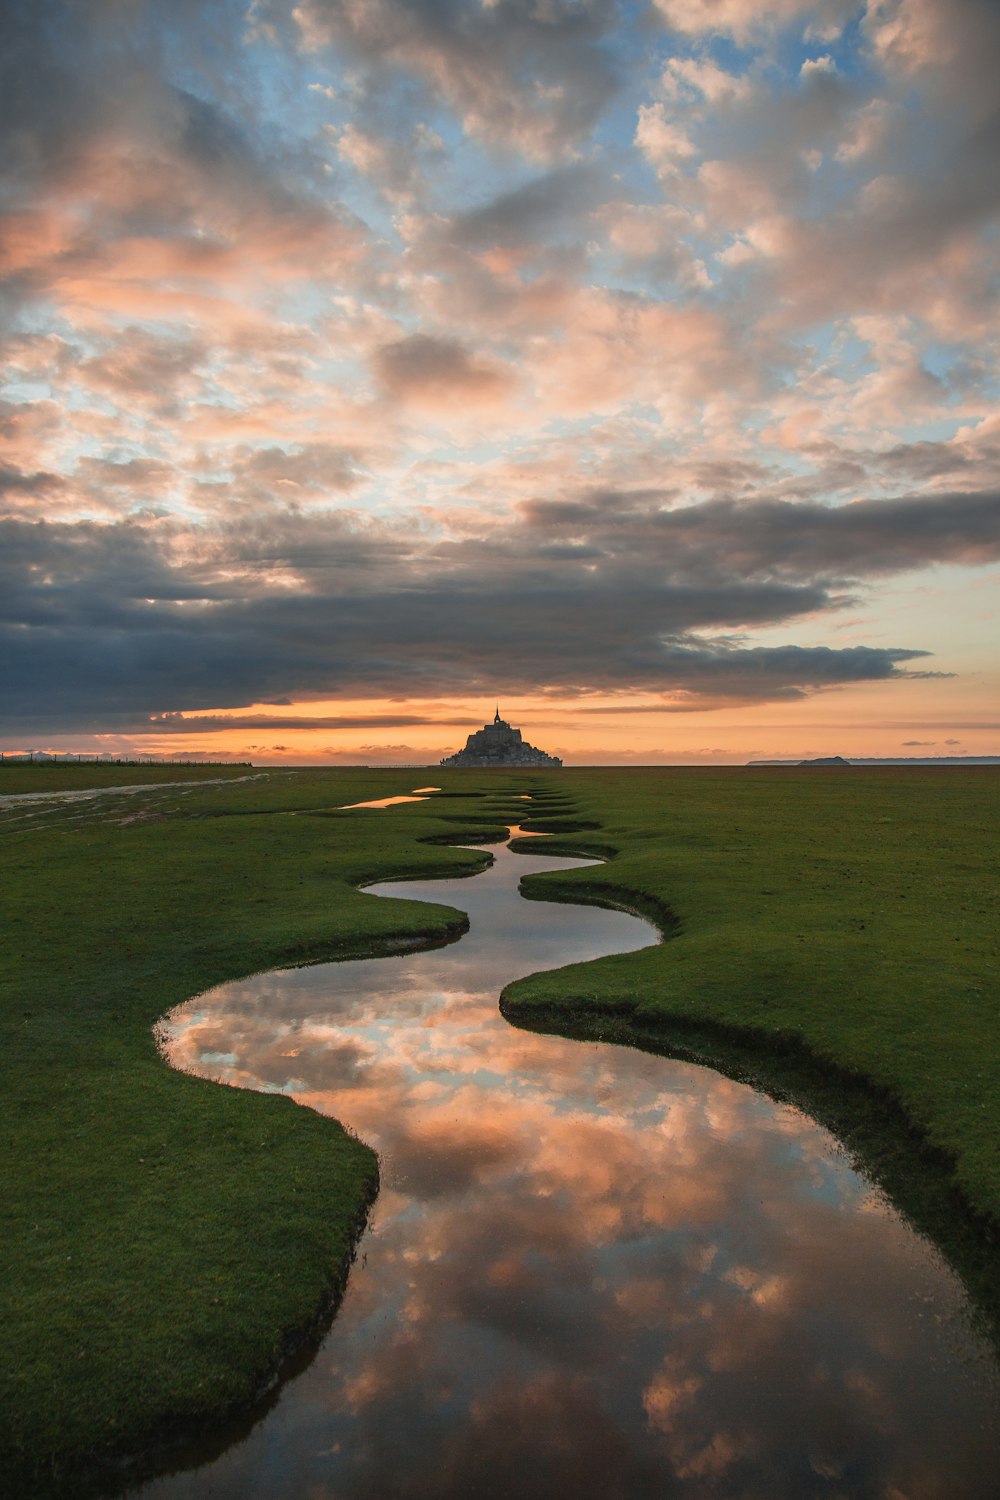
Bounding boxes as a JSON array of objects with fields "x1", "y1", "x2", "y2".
[{"x1": 440, "y1": 709, "x2": 562, "y2": 768}]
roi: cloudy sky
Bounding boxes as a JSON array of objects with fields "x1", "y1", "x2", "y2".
[{"x1": 2, "y1": 0, "x2": 998, "y2": 764}]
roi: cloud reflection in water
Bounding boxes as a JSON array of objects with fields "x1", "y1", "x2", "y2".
[{"x1": 154, "y1": 835, "x2": 1000, "y2": 1499}]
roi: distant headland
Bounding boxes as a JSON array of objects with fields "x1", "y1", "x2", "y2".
[{"x1": 748, "y1": 756, "x2": 1000, "y2": 767}]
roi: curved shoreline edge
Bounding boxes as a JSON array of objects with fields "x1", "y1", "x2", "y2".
[
  {"x1": 501, "y1": 982, "x2": 1000, "y2": 1349},
  {"x1": 501, "y1": 820, "x2": 1000, "y2": 1352}
]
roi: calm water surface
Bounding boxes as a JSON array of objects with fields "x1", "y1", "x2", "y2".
[{"x1": 149, "y1": 829, "x2": 1000, "y2": 1499}]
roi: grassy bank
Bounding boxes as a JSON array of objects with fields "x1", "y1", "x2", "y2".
[
  {"x1": 502, "y1": 768, "x2": 1000, "y2": 1279},
  {"x1": 2, "y1": 768, "x2": 513, "y2": 1496},
  {"x1": 5, "y1": 764, "x2": 999, "y2": 1492}
]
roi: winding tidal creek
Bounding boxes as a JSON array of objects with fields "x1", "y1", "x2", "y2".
[{"x1": 148, "y1": 827, "x2": 1000, "y2": 1499}]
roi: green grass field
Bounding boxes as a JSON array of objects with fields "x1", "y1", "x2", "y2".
[
  {"x1": 0, "y1": 762, "x2": 254, "y2": 794},
  {"x1": 2, "y1": 764, "x2": 998, "y2": 1494},
  {"x1": 1, "y1": 766, "x2": 515, "y2": 1496},
  {"x1": 503, "y1": 766, "x2": 1000, "y2": 1321}
]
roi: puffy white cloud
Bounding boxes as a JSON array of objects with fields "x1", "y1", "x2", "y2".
[
  {"x1": 661, "y1": 56, "x2": 753, "y2": 106},
  {"x1": 635, "y1": 103, "x2": 698, "y2": 180},
  {"x1": 651, "y1": 0, "x2": 857, "y2": 45}
]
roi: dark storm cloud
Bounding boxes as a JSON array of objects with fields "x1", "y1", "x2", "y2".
[
  {"x1": 446, "y1": 165, "x2": 609, "y2": 249},
  {"x1": 373, "y1": 334, "x2": 513, "y2": 402},
  {"x1": 4, "y1": 484, "x2": 983, "y2": 732},
  {"x1": 1, "y1": 0, "x2": 117, "y2": 188},
  {"x1": 230, "y1": 444, "x2": 367, "y2": 499},
  {"x1": 873, "y1": 0, "x2": 1000, "y2": 123},
  {"x1": 147, "y1": 713, "x2": 448, "y2": 731},
  {"x1": 282, "y1": 0, "x2": 624, "y2": 160},
  {"x1": 878, "y1": 441, "x2": 980, "y2": 484},
  {"x1": 521, "y1": 488, "x2": 1000, "y2": 576},
  {"x1": 0, "y1": 465, "x2": 63, "y2": 499},
  {"x1": 0, "y1": 0, "x2": 316, "y2": 191}
]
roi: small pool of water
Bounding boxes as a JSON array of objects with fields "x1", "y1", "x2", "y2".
[
  {"x1": 149, "y1": 830, "x2": 1000, "y2": 1498},
  {"x1": 340, "y1": 790, "x2": 436, "y2": 809}
]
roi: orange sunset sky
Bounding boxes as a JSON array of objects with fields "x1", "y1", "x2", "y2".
[{"x1": 2, "y1": 0, "x2": 998, "y2": 765}]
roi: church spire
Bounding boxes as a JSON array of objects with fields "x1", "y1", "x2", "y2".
[{"x1": 494, "y1": 705, "x2": 501, "y2": 724}]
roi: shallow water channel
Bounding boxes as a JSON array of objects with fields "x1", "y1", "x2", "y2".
[{"x1": 148, "y1": 827, "x2": 1000, "y2": 1499}]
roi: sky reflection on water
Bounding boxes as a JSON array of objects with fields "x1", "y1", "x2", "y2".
[{"x1": 150, "y1": 833, "x2": 1000, "y2": 1499}]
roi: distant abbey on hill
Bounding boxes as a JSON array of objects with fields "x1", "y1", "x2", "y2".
[{"x1": 440, "y1": 709, "x2": 562, "y2": 768}]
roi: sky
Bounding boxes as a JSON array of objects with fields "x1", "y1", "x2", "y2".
[{"x1": 2, "y1": 0, "x2": 998, "y2": 766}]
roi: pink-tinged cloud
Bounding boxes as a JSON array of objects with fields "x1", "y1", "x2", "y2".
[
  {"x1": 373, "y1": 334, "x2": 517, "y2": 412},
  {"x1": 651, "y1": 0, "x2": 857, "y2": 43},
  {"x1": 1, "y1": 0, "x2": 998, "y2": 749}
]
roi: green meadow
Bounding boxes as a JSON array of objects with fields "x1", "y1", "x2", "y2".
[
  {"x1": 503, "y1": 767, "x2": 1000, "y2": 1320},
  {"x1": 0, "y1": 761, "x2": 253, "y2": 794},
  {"x1": 2, "y1": 766, "x2": 510, "y2": 1496},
  {"x1": 2, "y1": 764, "x2": 998, "y2": 1494}
]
